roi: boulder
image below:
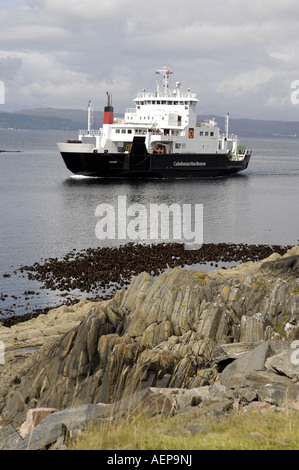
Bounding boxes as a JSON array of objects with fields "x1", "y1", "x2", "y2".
[
  {"x1": 224, "y1": 369, "x2": 299, "y2": 401},
  {"x1": 220, "y1": 342, "x2": 270, "y2": 388},
  {"x1": 19, "y1": 407, "x2": 59, "y2": 438},
  {"x1": 265, "y1": 345, "x2": 299, "y2": 381},
  {"x1": 213, "y1": 342, "x2": 262, "y2": 367},
  {"x1": 261, "y1": 254, "x2": 299, "y2": 279},
  {"x1": 1, "y1": 404, "x2": 105, "y2": 450}
]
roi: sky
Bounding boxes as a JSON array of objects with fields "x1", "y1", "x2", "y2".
[{"x1": 1, "y1": 0, "x2": 299, "y2": 120}]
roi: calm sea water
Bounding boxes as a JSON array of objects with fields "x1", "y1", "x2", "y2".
[{"x1": 0, "y1": 129, "x2": 299, "y2": 318}]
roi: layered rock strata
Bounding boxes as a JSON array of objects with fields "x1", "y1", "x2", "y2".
[
  {"x1": 0, "y1": 246, "x2": 299, "y2": 429},
  {"x1": 4, "y1": 242, "x2": 291, "y2": 325}
]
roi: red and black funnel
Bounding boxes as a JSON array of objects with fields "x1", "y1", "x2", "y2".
[{"x1": 104, "y1": 92, "x2": 114, "y2": 124}]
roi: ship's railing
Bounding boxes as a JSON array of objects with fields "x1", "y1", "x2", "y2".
[
  {"x1": 135, "y1": 91, "x2": 197, "y2": 100},
  {"x1": 220, "y1": 133, "x2": 237, "y2": 141},
  {"x1": 196, "y1": 120, "x2": 217, "y2": 128},
  {"x1": 78, "y1": 129, "x2": 102, "y2": 137}
]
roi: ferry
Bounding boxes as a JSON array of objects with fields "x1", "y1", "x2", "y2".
[{"x1": 57, "y1": 66, "x2": 251, "y2": 178}]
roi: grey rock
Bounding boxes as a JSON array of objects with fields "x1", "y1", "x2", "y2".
[
  {"x1": 261, "y1": 255, "x2": 299, "y2": 279},
  {"x1": 0, "y1": 423, "x2": 21, "y2": 450},
  {"x1": 240, "y1": 313, "x2": 270, "y2": 342},
  {"x1": 257, "y1": 384, "x2": 299, "y2": 406},
  {"x1": 3, "y1": 404, "x2": 105, "y2": 450},
  {"x1": 228, "y1": 369, "x2": 299, "y2": 392},
  {"x1": 220, "y1": 342, "x2": 270, "y2": 388},
  {"x1": 1, "y1": 252, "x2": 299, "y2": 431},
  {"x1": 213, "y1": 342, "x2": 262, "y2": 364},
  {"x1": 235, "y1": 387, "x2": 258, "y2": 403},
  {"x1": 175, "y1": 394, "x2": 195, "y2": 410},
  {"x1": 265, "y1": 346, "x2": 299, "y2": 381},
  {"x1": 208, "y1": 381, "x2": 235, "y2": 401},
  {"x1": 15, "y1": 422, "x2": 68, "y2": 450},
  {"x1": 197, "y1": 399, "x2": 234, "y2": 417}
]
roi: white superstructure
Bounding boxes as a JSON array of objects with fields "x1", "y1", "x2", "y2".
[{"x1": 60, "y1": 66, "x2": 245, "y2": 161}]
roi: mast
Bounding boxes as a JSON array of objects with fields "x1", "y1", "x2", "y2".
[
  {"x1": 225, "y1": 113, "x2": 229, "y2": 139},
  {"x1": 87, "y1": 100, "x2": 94, "y2": 133},
  {"x1": 156, "y1": 66, "x2": 173, "y2": 96}
]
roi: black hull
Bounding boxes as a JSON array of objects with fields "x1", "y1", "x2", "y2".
[{"x1": 60, "y1": 151, "x2": 251, "y2": 178}]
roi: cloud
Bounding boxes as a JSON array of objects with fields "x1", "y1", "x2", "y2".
[
  {"x1": 216, "y1": 68, "x2": 276, "y2": 97},
  {"x1": 35, "y1": 0, "x2": 136, "y2": 21},
  {"x1": 0, "y1": 56, "x2": 23, "y2": 82},
  {"x1": 1, "y1": 0, "x2": 299, "y2": 119},
  {"x1": 0, "y1": 49, "x2": 132, "y2": 110}
]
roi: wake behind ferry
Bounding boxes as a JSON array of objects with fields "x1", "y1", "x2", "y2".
[{"x1": 57, "y1": 66, "x2": 251, "y2": 178}]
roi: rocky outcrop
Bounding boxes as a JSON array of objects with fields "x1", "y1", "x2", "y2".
[
  {"x1": 7, "y1": 242, "x2": 291, "y2": 324},
  {"x1": 0, "y1": 298, "x2": 98, "y2": 351},
  {"x1": 1, "y1": 247, "x2": 299, "y2": 449}
]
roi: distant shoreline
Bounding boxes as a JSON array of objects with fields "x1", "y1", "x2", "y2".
[{"x1": 1, "y1": 109, "x2": 299, "y2": 136}]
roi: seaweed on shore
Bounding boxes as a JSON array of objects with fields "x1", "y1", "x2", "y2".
[
  {"x1": 2, "y1": 242, "x2": 293, "y2": 327},
  {"x1": 19, "y1": 242, "x2": 292, "y2": 294}
]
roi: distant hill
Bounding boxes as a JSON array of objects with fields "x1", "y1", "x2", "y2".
[
  {"x1": 15, "y1": 107, "x2": 89, "y2": 122},
  {"x1": 199, "y1": 115, "x2": 299, "y2": 139},
  {"x1": 0, "y1": 110, "x2": 85, "y2": 131},
  {"x1": 0, "y1": 108, "x2": 299, "y2": 138}
]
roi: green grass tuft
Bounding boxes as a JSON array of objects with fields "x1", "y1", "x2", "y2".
[{"x1": 69, "y1": 410, "x2": 299, "y2": 450}]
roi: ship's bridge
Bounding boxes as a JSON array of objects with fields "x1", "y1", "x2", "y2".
[
  {"x1": 133, "y1": 89, "x2": 198, "y2": 107},
  {"x1": 133, "y1": 66, "x2": 198, "y2": 106},
  {"x1": 125, "y1": 96, "x2": 197, "y2": 130},
  {"x1": 125, "y1": 67, "x2": 198, "y2": 128}
]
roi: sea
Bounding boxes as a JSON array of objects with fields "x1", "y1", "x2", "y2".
[{"x1": 0, "y1": 128, "x2": 299, "y2": 320}]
